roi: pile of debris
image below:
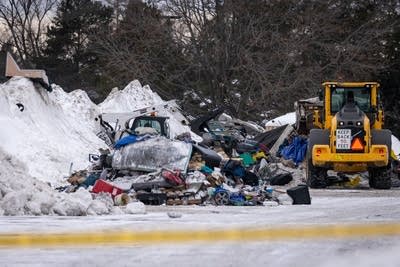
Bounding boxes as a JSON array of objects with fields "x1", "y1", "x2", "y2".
[{"x1": 60, "y1": 104, "x2": 311, "y2": 207}]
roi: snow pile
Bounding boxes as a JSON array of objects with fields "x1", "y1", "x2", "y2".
[
  {"x1": 99, "y1": 80, "x2": 199, "y2": 140},
  {"x1": 0, "y1": 77, "x2": 188, "y2": 216},
  {"x1": 0, "y1": 78, "x2": 105, "y2": 183},
  {"x1": 51, "y1": 85, "x2": 100, "y2": 133},
  {"x1": 125, "y1": 201, "x2": 146, "y2": 214},
  {"x1": 0, "y1": 78, "x2": 194, "y2": 184},
  {"x1": 99, "y1": 80, "x2": 163, "y2": 112},
  {"x1": 0, "y1": 155, "x2": 146, "y2": 216},
  {"x1": 0, "y1": 147, "x2": 126, "y2": 216}
]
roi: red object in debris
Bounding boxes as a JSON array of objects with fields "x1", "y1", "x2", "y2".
[
  {"x1": 161, "y1": 169, "x2": 184, "y2": 186},
  {"x1": 92, "y1": 179, "x2": 123, "y2": 198},
  {"x1": 259, "y1": 143, "x2": 268, "y2": 153}
]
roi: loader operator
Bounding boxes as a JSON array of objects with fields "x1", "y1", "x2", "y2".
[{"x1": 346, "y1": 91, "x2": 355, "y2": 104}]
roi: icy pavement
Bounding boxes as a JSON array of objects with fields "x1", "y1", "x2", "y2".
[
  {"x1": 1, "y1": 191, "x2": 400, "y2": 234},
  {"x1": 0, "y1": 190, "x2": 400, "y2": 266},
  {"x1": 1, "y1": 238, "x2": 399, "y2": 267}
]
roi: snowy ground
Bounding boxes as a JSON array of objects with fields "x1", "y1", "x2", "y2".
[{"x1": 0, "y1": 189, "x2": 400, "y2": 267}]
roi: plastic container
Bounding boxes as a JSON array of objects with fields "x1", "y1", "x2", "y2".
[
  {"x1": 286, "y1": 184, "x2": 311, "y2": 205},
  {"x1": 92, "y1": 179, "x2": 123, "y2": 198}
]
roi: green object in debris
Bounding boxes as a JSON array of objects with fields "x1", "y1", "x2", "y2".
[
  {"x1": 201, "y1": 165, "x2": 213, "y2": 174},
  {"x1": 240, "y1": 153, "x2": 255, "y2": 167}
]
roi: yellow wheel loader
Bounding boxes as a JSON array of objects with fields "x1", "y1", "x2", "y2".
[{"x1": 307, "y1": 82, "x2": 392, "y2": 189}]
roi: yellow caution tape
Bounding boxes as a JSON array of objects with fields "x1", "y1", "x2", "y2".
[{"x1": 1, "y1": 223, "x2": 400, "y2": 248}]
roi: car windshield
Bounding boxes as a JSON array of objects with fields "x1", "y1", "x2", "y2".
[{"x1": 331, "y1": 87, "x2": 371, "y2": 113}]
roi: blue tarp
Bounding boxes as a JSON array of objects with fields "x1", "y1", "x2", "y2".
[
  {"x1": 114, "y1": 135, "x2": 138, "y2": 149},
  {"x1": 114, "y1": 134, "x2": 154, "y2": 149},
  {"x1": 222, "y1": 160, "x2": 246, "y2": 177},
  {"x1": 280, "y1": 136, "x2": 308, "y2": 165}
]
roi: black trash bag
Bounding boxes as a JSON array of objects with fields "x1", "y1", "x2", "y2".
[
  {"x1": 243, "y1": 171, "x2": 259, "y2": 186},
  {"x1": 136, "y1": 193, "x2": 167, "y2": 205},
  {"x1": 269, "y1": 173, "x2": 293, "y2": 186}
]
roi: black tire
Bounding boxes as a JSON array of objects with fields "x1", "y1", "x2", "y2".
[
  {"x1": 369, "y1": 166, "x2": 392, "y2": 189},
  {"x1": 306, "y1": 152, "x2": 328, "y2": 188},
  {"x1": 306, "y1": 129, "x2": 329, "y2": 188},
  {"x1": 369, "y1": 129, "x2": 392, "y2": 189},
  {"x1": 308, "y1": 129, "x2": 330, "y2": 152},
  {"x1": 371, "y1": 129, "x2": 392, "y2": 155}
]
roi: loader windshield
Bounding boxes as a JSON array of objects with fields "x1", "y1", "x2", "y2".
[
  {"x1": 134, "y1": 118, "x2": 162, "y2": 134},
  {"x1": 331, "y1": 87, "x2": 371, "y2": 113}
]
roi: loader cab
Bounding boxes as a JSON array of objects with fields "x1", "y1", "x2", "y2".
[
  {"x1": 127, "y1": 115, "x2": 170, "y2": 138},
  {"x1": 330, "y1": 87, "x2": 371, "y2": 114},
  {"x1": 318, "y1": 82, "x2": 382, "y2": 130}
]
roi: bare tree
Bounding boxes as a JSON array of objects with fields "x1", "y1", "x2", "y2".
[
  {"x1": 93, "y1": 0, "x2": 186, "y2": 98},
  {"x1": 0, "y1": 0, "x2": 57, "y2": 64},
  {"x1": 105, "y1": 0, "x2": 128, "y2": 31},
  {"x1": 67, "y1": 0, "x2": 399, "y2": 121},
  {"x1": 156, "y1": 0, "x2": 397, "y2": 120}
]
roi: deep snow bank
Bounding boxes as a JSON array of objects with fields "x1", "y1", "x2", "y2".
[
  {"x1": 0, "y1": 78, "x2": 106, "y2": 183},
  {"x1": 0, "y1": 147, "x2": 126, "y2": 216},
  {"x1": 0, "y1": 78, "x2": 194, "y2": 184},
  {"x1": 0, "y1": 77, "x2": 192, "y2": 215}
]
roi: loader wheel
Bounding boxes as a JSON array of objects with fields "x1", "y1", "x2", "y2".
[
  {"x1": 306, "y1": 129, "x2": 329, "y2": 188},
  {"x1": 369, "y1": 165, "x2": 392, "y2": 189},
  {"x1": 306, "y1": 153, "x2": 327, "y2": 188},
  {"x1": 371, "y1": 129, "x2": 392, "y2": 154},
  {"x1": 369, "y1": 129, "x2": 392, "y2": 189}
]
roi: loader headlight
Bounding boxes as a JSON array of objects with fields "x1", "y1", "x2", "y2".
[
  {"x1": 356, "y1": 121, "x2": 362, "y2": 126},
  {"x1": 339, "y1": 121, "x2": 344, "y2": 126}
]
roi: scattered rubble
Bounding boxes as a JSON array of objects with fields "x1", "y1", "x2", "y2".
[{"x1": 59, "y1": 99, "x2": 313, "y2": 209}]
